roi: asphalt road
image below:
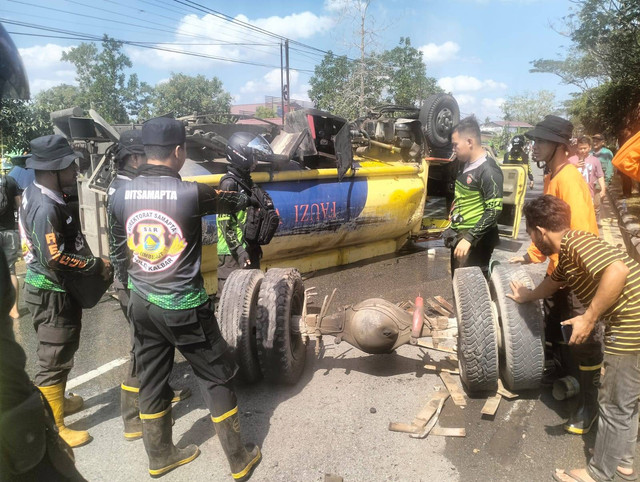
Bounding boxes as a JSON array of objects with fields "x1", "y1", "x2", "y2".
[{"x1": 11, "y1": 167, "x2": 632, "y2": 482}]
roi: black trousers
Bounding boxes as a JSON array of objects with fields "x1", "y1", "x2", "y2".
[
  {"x1": 128, "y1": 292, "x2": 237, "y2": 415},
  {"x1": 115, "y1": 285, "x2": 139, "y2": 388},
  {"x1": 450, "y1": 226, "x2": 499, "y2": 276},
  {"x1": 543, "y1": 283, "x2": 603, "y2": 373},
  {"x1": 23, "y1": 285, "x2": 82, "y2": 387},
  {"x1": 217, "y1": 244, "x2": 261, "y2": 295}
]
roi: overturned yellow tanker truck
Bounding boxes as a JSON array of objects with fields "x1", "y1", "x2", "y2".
[{"x1": 49, "y1": 94, "x2": 527, "y2": 294}]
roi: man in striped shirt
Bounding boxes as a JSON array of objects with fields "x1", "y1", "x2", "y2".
[{"x1": 509, "y1": 195, "x2": 639, "y2": 482}]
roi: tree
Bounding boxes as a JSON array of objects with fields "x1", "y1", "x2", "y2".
[
  {"x1": 0, "y1": 100, "x2": 51, "y2": 153},
  {"x1": 150, "y1": 73, "x2": 231, "y2": 118},
  {"x1": 500, "y1": 90, "x2": 559, "y2": 126},
  {"x1": 31, "y1": 84, "x2": 84, "y2": 131},
  {"x1": 530, "y1": 0, "x2": 640, "y2": 141},
  {"x1": 381, "y1": 37, "x2": 442, "y2": 106},
  {"x1": 254, "y1": 106, "x2": 277, "y2": 119},
  {"x1": 61, "y1": 35, "x2": 147, "y2": 123}
]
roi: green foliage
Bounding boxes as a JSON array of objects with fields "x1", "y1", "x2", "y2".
[
  {"x1": 61, "y1": 35, "x2": 147, "y2": 123},
  {"x1": 150, "y1": 73, "x2": 231, "y2": 118},
  {"x1": 380, "y1": 37, "x2": 442, "y2": 106},
  {"x1": 500, "y1": 90, "x2": 559, "y2": 125},
  {"x1": 0, "y1": 100, "x2": 52, "y2": 152},
  {"x1": 31, "y1": 84, "x2": 84, "y2": 132},
  {"x1": 530, "y1": 0, "x2": 640, "y2": 140},
  {"x1": 254, "y1": 105, "x2": 277, "y2": 119},
  {"x1": 308, "y1": 38, "x2": 441, "y2": 120}
]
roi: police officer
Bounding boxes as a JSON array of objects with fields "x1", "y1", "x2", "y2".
[
  {"x1": 109, "y1": 117, "x2": 261, "y2": 479},
  {"x1": 504, "y1": 134, "x2": 534, "y2": 189},
  {"x1": 106, "y1": 130, "x2": 190, "y2": 442},
  {"x1": 20, "y1": 135, "x2": 112, "y2": 448},
  {"x1": 217, "y1": 132, "x2": 267, "y2": 294}
]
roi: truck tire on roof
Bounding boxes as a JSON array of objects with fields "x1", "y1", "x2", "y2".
[
  {"x1": 217, "y1": 269, "x2": 264, "y2": 383},
  {"x1": 256, "y1": 268, "x2": 306, "y2": 384},
  {"x1": 453, "y1": 266, "x2": 499, "y2": 392},
  {"x1": 420, "y1": 94, "x2": 460, "y2": 149},
  {"x1": 490, "y1": 264, "x2": 544, "y2": 391}
]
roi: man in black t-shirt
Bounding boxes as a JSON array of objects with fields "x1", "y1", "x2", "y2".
[{"x1": 0, "y1": 171, "x2": 22, "y2": 319}]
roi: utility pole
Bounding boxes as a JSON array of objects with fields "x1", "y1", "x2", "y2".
[
  {"x1": 285, "y1": 39, "x2": 290, "y2": 116},
  {"x1": 280, "y1": 41, "x2": 285, "y2": 124}
]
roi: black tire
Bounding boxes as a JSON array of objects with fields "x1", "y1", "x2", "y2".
[
  {"x1": 419, "y1": 94, "x2": 460, "y2": 148},
  {"x1": 217, "y1": 269, "x2": 264, "y2": 383},
  {"x1": 490, "y1": 264, "x2": 544, "y2": 391},
  {"x1": 256, "y1": 268, "x2": 306, "y2": 384},
  {"x1": 453, "y1": 266, "x2": 499, "y2": 392}
]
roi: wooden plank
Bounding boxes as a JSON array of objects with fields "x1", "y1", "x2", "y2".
[
  {"x1": 439, "y1": 372, "x2": 466, "y2": 407},
  {"x1": 412, "y1": 391, "x2": 449, "y2": 428},
  {"x1": 430, "y1": 327, "x2": 458, "y2": 338},
  {"x1": 424, "y1": 364, "x2": 459, "y2": 375},
  {"x1": 427, "y1": 298, "x2": 452, "y2": 317},
  {"x1": 434, "y1": 296, "x2": 455, "y2": 314},
  {"x1": 481, "y1": 394, "x2": 502, "y2": 416},
  {"x1": 388, "y1": 422, "x2": 418, "y2": 434},
  {"x1": 417, "y1": 339, "x2": 458, "y2": 359},
  {"x1": 410, "y1": 394, "x2": 448, "y2": 439},
  {"x1": 430, "y1": 427, "x2": 466, "y2": 437},
  {"x1": 497, "y1": 379, "x2": 518, "y2": 400}
]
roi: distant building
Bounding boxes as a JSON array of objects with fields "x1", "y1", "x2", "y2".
[{"x1": 231, "y1": 96, "x2": 314, "y2": 122}]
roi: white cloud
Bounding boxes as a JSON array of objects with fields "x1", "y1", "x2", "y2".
[
  {"x1": 240, "y1": 69, "x2": 300, "y2": 95},
  {"x1": 129, "y1": 11, "x2": 333, "y2": 70},
  {"x1": 418, "y1": 41, "x2": 460, "y2": 63},
  {"x1": 323, "y1": 0, "x2": 365, "y2": 13},
  {"x1": 438, "y1": 75, "x2": 507, "y2": 93},
  {"x1": 18, "y1": 44, "x2": 77, "y2": 94}
]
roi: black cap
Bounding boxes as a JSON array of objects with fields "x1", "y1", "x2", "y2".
[
  {"x1": 119, "y1": 129, "x2": 145, "y2": 155},
  {"x1": 525, "y1": 115, "x2": 573, "y2": 146},
  {"x1": 142, "y1": 117, "x2": 186, "y2": 147},
  {"x1": 27, "y1": 135, "x2": 80, "y2": 171}
]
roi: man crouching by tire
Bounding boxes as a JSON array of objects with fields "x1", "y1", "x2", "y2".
[
  {"x1": 109, "y1": 117, "x2": 261, "y2": 480},
  {"x1": 509, "y1": 195, "x2": 639, "y2": 482},
  {"x1": 446, "y1": 116, "x2": 503, "y2": 276}
]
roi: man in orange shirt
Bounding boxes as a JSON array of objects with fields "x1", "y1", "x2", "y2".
[{"x1": 511, "y1": 115, "x2": 601, "y2": 435}]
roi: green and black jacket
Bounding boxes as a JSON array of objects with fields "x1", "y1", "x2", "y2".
[
  {"x1": 450, "y1": 155, "x2": 504, "y2": 243},
  {"x1": 216, "y1": 169, "x2": 254, "y2": 259}
]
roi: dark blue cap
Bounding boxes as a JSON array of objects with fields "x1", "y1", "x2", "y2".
[
  {"x1": 27, "y1": 135, "x2": 80, "y2": 171},
  {"x1": 142, "y1": 117, "x2": 186, "y2": 147}
]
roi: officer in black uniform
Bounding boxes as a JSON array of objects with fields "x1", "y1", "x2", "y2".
[
  {"x1": 109, "y1": 117, "x2": 262, "y2": 480},
  {"x1": 106, "y1": 130, "x2": 191, "y2": 442},
  {"x1": 20, "y1": 135, "x2": 112, "y2": 449}
]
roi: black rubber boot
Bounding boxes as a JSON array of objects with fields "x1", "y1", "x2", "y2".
[
  {"x1": 212, "y1": 407, "x2": 261, "y2": 481},
  {"x1": 564, "y1": 363, "x2": 601, "y2": 435},
  {"x1": 142, "y1": 409, "x2": 200, "y2": 478},
  {"x1": 121, "y1": 384, "x2": 142, "y2": 441}
]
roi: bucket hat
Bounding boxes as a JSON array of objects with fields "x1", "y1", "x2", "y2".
[
  {"x1": 525, "y1": 115, "x2": 573, "y2": 146},
  {"x1": 26, "y1": 135, "x2": 81, "y2": 171}
]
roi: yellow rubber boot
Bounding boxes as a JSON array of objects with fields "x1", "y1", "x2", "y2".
[
  {"x1": 38, "y1": 383, "x2": 92, "y2": 448},
  {"x1": 63, "y1": 390, "x2": 84, "y2": 415}
]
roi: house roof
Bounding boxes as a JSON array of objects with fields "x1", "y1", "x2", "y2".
[{"x1": 485, "y1": 121, "x2": 534, "y2": 128}]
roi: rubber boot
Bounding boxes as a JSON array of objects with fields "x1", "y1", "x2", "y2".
[
  {"x1": 212, "y1": 407, "x2": 261, "y2": 481},
  {"x1": 141, "y1": 408, "x2": 199, "y2": 478},
  {"x1": 564, "y1": 362, "x2": 601, "y2": 435},
  {"x1": 121, "y1": 383, "x2": 142, "y2": 441},
  {"x1": 38, "y1": 383, "x2": 92, "y2": 448}
]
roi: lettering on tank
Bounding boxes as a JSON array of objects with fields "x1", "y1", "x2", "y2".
[
  {"x1": 125, "y1": 209, "x2": 187, "y2": 272},
  {"x1": 124, "y1": 190, "x2": 178, "y2": 200}
]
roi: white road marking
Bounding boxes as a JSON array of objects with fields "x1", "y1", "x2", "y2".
[{"x1": 66, "y1": 356, "x2": 129, "y2": 390}]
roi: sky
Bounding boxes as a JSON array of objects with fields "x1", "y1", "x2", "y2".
[{"x1": 2, "y1": 0, "x2": 579, "y2": 122}]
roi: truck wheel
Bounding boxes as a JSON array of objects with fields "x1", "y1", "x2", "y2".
[
  {"x1": 490, "y1": 264, "x2": 544, "y2": 391},
  {"x1": 256, "y1": 268, "x2": 306, "y2": 384},
  {"x1": 420, "y1": 94, "x2": 460, "y2": 148},
  {"x1": 217, "y1": 269, "x2": 264, "y2": 383},
  {"x1": 453, "y1": 266, "x2": 499, "y2": 392}
]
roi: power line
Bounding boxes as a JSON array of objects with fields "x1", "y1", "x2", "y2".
[{"x1": 1, "y1": 19, "x2": 316, "y2": 73}]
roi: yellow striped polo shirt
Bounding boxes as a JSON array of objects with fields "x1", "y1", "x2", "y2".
[{"x1": 550, "y1": 230, "x2": 640, "y2": 354}]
